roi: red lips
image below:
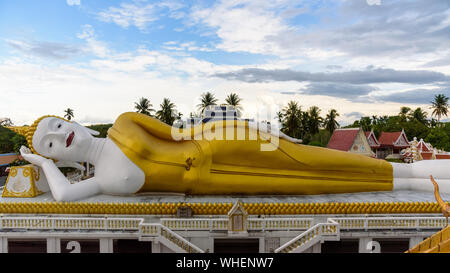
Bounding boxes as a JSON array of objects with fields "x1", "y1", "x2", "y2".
[{"x1": 66, "y1": 131, "x2": 75, "y2": 147}]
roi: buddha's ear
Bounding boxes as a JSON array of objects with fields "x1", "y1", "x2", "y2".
[
  {"x1": 55, "y1": 160, "x2": 86, "y2": 171},
  {"x1": 73, "y1": 121, "x2": 100, "y2": 136}
]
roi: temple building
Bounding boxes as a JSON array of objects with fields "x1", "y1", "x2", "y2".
[
  {"x1": 327, "y1": 128, "x2": 374, "y2": 157},
  {"x1": 402, "y1": 137, "x2": 450, "y2": 162},
  {"x1": 365, "y1": 130, "x2": 380, "y2": 155},
  {"x1": 376, "y1": 130, "x2": 409, "y2": 159}
]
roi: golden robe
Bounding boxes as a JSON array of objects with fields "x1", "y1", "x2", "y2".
[{"x1": 107, "y1": 112, "x2": 393, "y2": 195}]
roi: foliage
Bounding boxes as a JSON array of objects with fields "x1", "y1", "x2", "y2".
[
  {"x1": 430, "y1": 94, "x2": 449, "y2": 123},
  {"x1": 0, "y1": 126, "x2": 17, "y2": 153},
  {"x1": 156, "y1": 98, "x2": 178, "y2": 125},
  {"x1": 197, "y1": 92, "x2": 218, "y2": 113},
  {"x1": 307, "y1": 140, "x2": 324, "y2": 147},
  {"x1": 9, "y1": 158, "x2": 29, "y2": 166},
  {"x1": 64, "y1": 108, "x2": 74, "y2": 121},
  {"x1": 87, "y1": 124, "x2": 113, "y2": 138},
  {"x1": 11, "y1": 134, "x2": 27, "y2": 153},
  {"x1": 425, "y1": 128, "x2": 450, "y2": 151},
  {"x1": 323, "y1": 109, "x2": 340, "y2": 134},
  {"x1": 384, "y1": 158, "x2": 404, "y2": 163},
  {"x1": 225, "y1": 93, "x2": 243, "y2": 117},
  {"x1": 134, "y1": 97, "x2": 155, "y2": 116}
]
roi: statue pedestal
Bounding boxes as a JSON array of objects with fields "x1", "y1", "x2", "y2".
[{"x1": 2, "y1": 165, "x2": 49, "y2": 198}]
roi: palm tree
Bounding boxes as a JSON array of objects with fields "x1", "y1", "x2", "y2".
[
  {"x1": 197, "y1": 92, "x2": 218, "y2": 114},
  {"x1": 64, "y1": 108, "x2": 74, "y2": 121},
  {"x1": 276, "y1": 111, "x2": 283, "y2": 124},
  {"x1": 399, "y1": 106, "x2": 411, "y2": 122},
  {"x1": 431, "y1": 94, "x2": 449, "y2": 123},
  {"x1": 307, "y1": 106, "x2": 323, "y2": 135},
  {"x1": 281, "y1": 101, "x2": 303, "y2": 139},
  {"x1": 156, "y1": 98, "x2": 177, "y2": 125},
  {"x1": 410, "y1": 107, "x2": 428, "y2": 125},
  {"x1": 324, "y1": 109, "x2": 340, "y2": 133},
  {"x1": 134, "y1": 97, "x2": 155, "y2": 116},
  {"x1": 225, "y1": 93, "x2": 243, "y2": 117}
]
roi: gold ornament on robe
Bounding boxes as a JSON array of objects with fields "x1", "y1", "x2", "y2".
[{"x1": 108, "y1": 112, "x2": 393, "y2": 195}]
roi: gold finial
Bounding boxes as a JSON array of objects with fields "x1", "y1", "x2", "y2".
[{"x1": 430, "y1": 175, "x2": 450, "y2": 227}]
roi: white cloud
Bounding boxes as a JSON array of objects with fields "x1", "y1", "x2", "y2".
[
  {"x1": 366, "y1": 0, "x2": 381, "y2": 6},
  {"x1": 66, "y1": 0, "x2": 81, "y2": 6},
  {"x1": 77, "y1": 25, "x2": 109, "y2": 58},
  {"x1": 189, "y1": 0, "x2": 293, "y2": 55},
  {"x1": 97, "y1": 1, "x2": 184, "y2": 30}
]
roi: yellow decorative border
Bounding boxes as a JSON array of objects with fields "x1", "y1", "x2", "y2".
[{"x1": 0, "y1": 201, "x2": 447, "y2": 215}]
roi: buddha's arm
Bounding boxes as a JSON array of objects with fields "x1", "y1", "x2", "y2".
[
  {"x1": 40, "y1": 160, "x2": 100, "y2": 201},
  {"x1": 392, "y1": 161, "x2": 450, "y2": 193}
]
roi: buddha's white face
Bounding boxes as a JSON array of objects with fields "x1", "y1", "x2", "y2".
[{"x1": 32, "y1": 117, "x2": 92, "y2": 162}]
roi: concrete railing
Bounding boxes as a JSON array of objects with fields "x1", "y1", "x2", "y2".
[
  {"x1": 275, "y1": 219, "x2": 339, "y2": 253},
  {"x1": 0, "y1": 216, "x2": 143, "y2": 231},
  {"x1": 161, "y1": 217, "x2": 313, "y2": 231},
  {"x1": 330, "y1": 216, "x2": 447, "y2": 230},
  {"x1": 161, "y1": 218, "x2": 228, "y2": 231},
  {"x1": 247, "y1": 218, "x2": 312, "y2": 231}
]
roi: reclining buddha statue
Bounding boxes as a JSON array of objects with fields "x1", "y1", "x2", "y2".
[{"x1": 7, "y1": 112, "x2": 450, "y2": 201}]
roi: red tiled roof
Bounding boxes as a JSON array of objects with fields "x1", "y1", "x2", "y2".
[
  {"x1": 417, "y1": 140, "x2": 431, "y2": 152},
  {"x1": 378, "y1": 131, "x2": 409, "y2": 148},
  {"x1": 327, "y1": 129, "x2": 359, "y2": 151},
  {"x1": 436, "y1": 154, "x2": 450, "y2": 159}
]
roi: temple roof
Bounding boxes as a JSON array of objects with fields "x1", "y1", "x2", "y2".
[
  {"x1": 327, "y1": 128, "x2": 360, "y2": 151},
  {"x1": 378, "y1": 131, "x2": 409, "y2": 148},
  {"x1": 365, "y1": 130, "x2": 380, "y2": 148}
]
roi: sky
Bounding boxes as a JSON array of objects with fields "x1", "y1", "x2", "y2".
[{"x1": 1, "y1": 0, "x2": 449, "y2": 126}]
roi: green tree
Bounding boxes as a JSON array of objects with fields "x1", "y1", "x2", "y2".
[
  {"x1": 280, "y1": 101, "x2": 303, "y2": 139},
  {"x1": 430, "y1": 94, "x2": 449, "y2": 123},
  {"x1": 409, "y1": 107, "x2": 428, "y2": 125},
  {"x1": 64, "y1": 108, "x2": 74, "y2": 121},
  {"x1": 425, "y1": 128, "x2": 450, "y2": 151},
  {"x1": 156, "y1": 98, "x2": 177, "y2": 125},
  {"x1": 11, "y1": 134, "x2": 27, "y2": 153},
  {"x1": 399, "y1": 107, "x2": 411, "y2": 122},
  {"x1": 87, "y1": 124, "x2": 113, "y2": 138},
  {"x1": 225, "y1": 93, "x2": 243, "y2": 117},
  {"x1": 197, "y1": 92, "x2": 218, "y2": 114},
  {"x1": 134, "y1": 97, "x2": 155, "y2": 116},
  {"x1": 307, "y1": 106, "x2": 322, "y2": 135},
  {"x1": 324, "y1": 109, "x2": 340, "y2": 134}
]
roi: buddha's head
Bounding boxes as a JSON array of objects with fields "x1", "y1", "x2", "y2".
[{"x1": 8, "y1": 115, "x2": 98, "y2": 162}]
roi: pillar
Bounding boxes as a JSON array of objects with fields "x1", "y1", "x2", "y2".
[
  {"x1": 0, "y1": 237, "x2": 8, "y2": 253},
  {"x1": 47, "y1": 238, "x2": 61, "y2": 253},
  {"x1": 100, "y1": 238, "x2": 113, "y2": 253},
  {"x1": 409, "y1": 237, "x2": 423, "y2": 249},
  {"x1": 152, "y1": 241, "x2": 161, "y2": 253},
  {"x1": 359, "y1": 237, "x2": 372, "y2": 253}
]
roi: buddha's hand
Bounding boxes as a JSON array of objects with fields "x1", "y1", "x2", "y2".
[{"x1": 19, "y1": 146, "x2": 51, "y2": 167}]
